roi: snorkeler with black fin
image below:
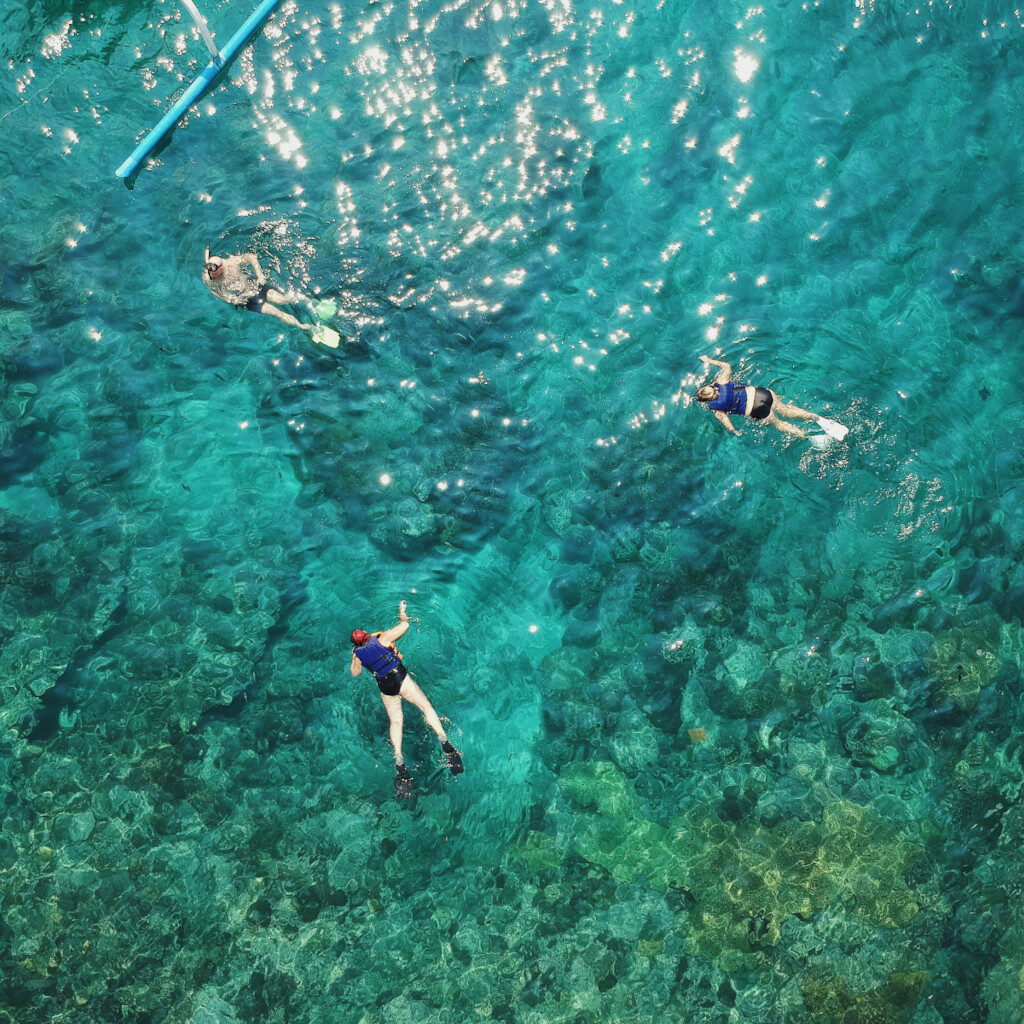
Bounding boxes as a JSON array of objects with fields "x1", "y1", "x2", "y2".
[{"x1": 350, "y1": 600, "x2": 463, "y2": 799}]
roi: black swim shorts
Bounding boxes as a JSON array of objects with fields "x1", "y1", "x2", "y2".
[
  {"x1": 376, "y1": 665, "x2": 408, "y2": 696},
  {"x1": 245, "y1": 283, "x2": 271, "y2": 313}
]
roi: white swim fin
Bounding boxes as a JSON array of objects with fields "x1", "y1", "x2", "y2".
[
  {"x1": 312, "y1": 325, "x2": 340, "y2": 348},
  {"x1": 815, "y1": 416, "x2": 849, "y2": 441}
]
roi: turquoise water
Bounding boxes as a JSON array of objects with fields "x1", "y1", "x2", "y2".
[{"x1": 3, "y1": 0, "x2": 1024, "y2": 1020}]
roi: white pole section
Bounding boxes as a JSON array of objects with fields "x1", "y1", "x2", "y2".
[{"x1": 180, "y1": 0, "x2": 221, "y2": 62}]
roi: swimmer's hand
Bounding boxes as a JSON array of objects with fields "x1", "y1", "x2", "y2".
[
  {"x1": 699, "y1": 354, "x2": 710, "y2": 364},
  {"x1": 399, "y1": 600, "x2": 409, "y2": 622}
]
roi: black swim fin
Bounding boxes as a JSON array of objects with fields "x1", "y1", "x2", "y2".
[
  {"x1": 395, "y1": 763, "x2": 413, "y2": 799},
  {"x1": 442, "y1": 741, "x2": 464, "y2": 776}
]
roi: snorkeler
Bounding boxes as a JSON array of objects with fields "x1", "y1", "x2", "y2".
[
  {"x1": 202, "y1": 248, "x2": 324, "y2": 338},
  {"x1": 350, "y1": 600, "x2": 463, "y2": 799},
  {"x1": 696, "y1": 355, "x2": 848, "y2": 441}
]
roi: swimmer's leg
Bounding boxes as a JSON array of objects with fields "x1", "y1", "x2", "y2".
[
  {"x1": 266, "y1": 286, "x2": 318, "y2": 321},
  {"x1": 401, "y1": 676, "x2": 463, "y2": 774},
  {"x1": 265, "y1": 286, "x2": 312, "y2": 306},
  {"x1": 382, "y1": 694, "x2": 413, "y2": 796},
  {"x1": 399, "y1": 675, "x2": 448, "y2": 743},
  {"x1": 768, "y1": 415, "x2": 807, "y2": 439},
  {"x1": 261, "y1": 302, "x2": 313, "y2": 333},
  {"x1": 772, "y1": 397, "x2": 818, "y2": 421},
  {"x1": 266, "y1": 287, "x2": 323, "y2": 332},
  {"x1": 381, "y1": 693, "x2": 405, "y2": 765}
]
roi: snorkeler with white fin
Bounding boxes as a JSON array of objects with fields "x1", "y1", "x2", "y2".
[
  {"x1": 696, "y1": 355, "x2": 849, "y2": 441},
  {"x1": 350, "y1": 601, "x2": 463, "y2": 799},
  {"x1": 202, "y1": 248, "x2": 341, "y2": 347}
]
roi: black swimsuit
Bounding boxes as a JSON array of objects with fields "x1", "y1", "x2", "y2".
[
  {"x1": 749, "y1": 387, "x2": 774, "y2": 421},
  {"x1": 376, "y1": 665, "x2": 408, "y2": 696}
]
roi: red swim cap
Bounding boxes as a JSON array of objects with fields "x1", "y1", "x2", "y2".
[{"x1": 351, "y1": 629, "x2": 370, "y2": 645}]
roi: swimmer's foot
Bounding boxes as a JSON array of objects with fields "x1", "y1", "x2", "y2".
[
  {"x1": 442, "y1": 740, "x2": 464, "y2": 776},
  {"x1": 395, "y1": 763, "x2": 413, "y2": 799}
]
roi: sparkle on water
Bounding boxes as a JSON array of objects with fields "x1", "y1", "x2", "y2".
[{"x1": 2, "y1": 0, "x2": 1024, "y2": 1021}]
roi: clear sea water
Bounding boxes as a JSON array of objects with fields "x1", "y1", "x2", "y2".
[{"x1": 3, "y1": 0, "x2": 1024, "y2": 1020}]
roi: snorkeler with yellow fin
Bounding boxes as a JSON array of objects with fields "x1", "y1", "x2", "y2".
[{"x1": 202, "y1": 247, "x2": 341, "y2": 347}]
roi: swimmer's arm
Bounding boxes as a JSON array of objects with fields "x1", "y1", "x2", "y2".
[
  {"x1": 350, "y1": 652, "x2": 362, "y2": 677},
  {"x1": 713, "y1": 410, "x2": 741, "y2": 435},
  {"x1": 379, "y1": 601, "x2": 411, "y2": 645},
  {"x1": 700, "y1": 355, "x2": 732, "y2": 383},
  {"x1": 241, "y1": 253, "x2": 266, "y2": 285}
]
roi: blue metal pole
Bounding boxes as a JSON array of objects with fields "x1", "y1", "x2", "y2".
[{"x1": 115, "y1": 0, "x2": 281, "y2": 180}]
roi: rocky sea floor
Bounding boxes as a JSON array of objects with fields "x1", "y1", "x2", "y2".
[{"x1": 3, "y1": 0, "x2": 1024, "y2": 1021}]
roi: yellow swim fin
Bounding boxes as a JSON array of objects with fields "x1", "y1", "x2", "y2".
[{"x1": 312, "y1": 325, "x2": 340, "y2": 348}]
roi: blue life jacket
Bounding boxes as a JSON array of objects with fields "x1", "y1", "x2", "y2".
[
  {"x1": 353, "y1": 636, "x2": 403, "y2": 680},
  {"x1": 707, "y1": 381, "x2": 748, "y2": 415}
]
